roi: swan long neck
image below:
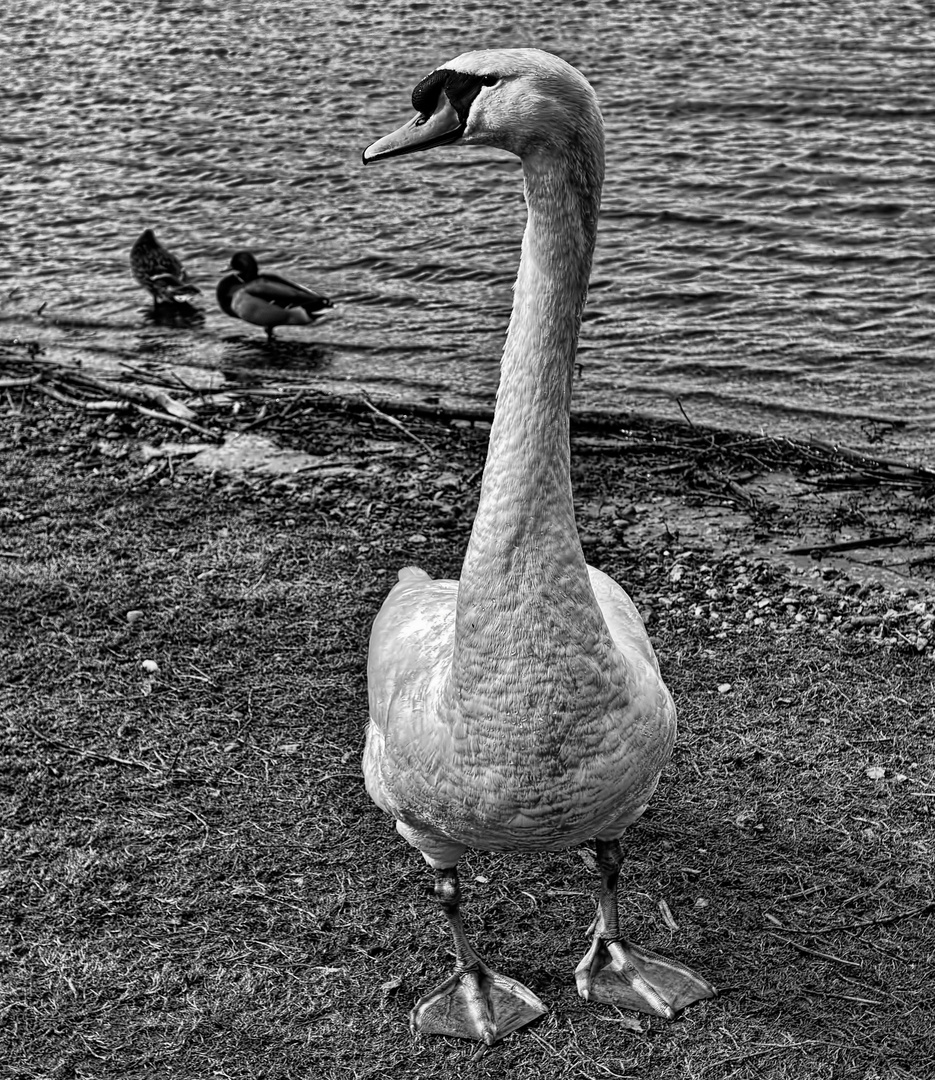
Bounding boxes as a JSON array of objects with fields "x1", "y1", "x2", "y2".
[{"x1": 452, "y1": 123, "x2": 605, "y2": 672}]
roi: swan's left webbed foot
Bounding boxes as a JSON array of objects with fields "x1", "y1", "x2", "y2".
[
  {"x1": 574, "y1": 838, "x2": 716, "y2": 1017},
  {"x1": 410, "y1": 865, "x2": 547, "y2": 1045}
]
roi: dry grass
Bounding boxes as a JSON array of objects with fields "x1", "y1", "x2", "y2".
[{"x1": 1, "y1": 395, "x2": 933, "y2": 1080}]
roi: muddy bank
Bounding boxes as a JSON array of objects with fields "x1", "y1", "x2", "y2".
[{"x1": 3, "y1": 344, "x2": 934, "y2": 659}]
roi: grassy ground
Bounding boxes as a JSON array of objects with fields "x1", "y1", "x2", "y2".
[{"x1": 2, "y1": 390, "x2": 933, "y2": 1080}]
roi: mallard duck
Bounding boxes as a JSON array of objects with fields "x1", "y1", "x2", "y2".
[
  {"x1": 215, "y1": 251, "x2": 332, "y2": 341},
  {"x1": 363, "y1": 49, "x2": 716, "y2": 1045},
  {"x1": 129, "y1": 228, "x2": 200, "y2": 308}
]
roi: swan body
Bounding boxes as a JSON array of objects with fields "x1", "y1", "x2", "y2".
[
  {"x1": 129, "y1": 228, "x2": 200, "y2": 308},
  {"x1": 363, "y1": 48, "x2": 714, "y2": 1044},
  {"x1": 216, "y1": 251, "x2": 332, "y2": 340}
]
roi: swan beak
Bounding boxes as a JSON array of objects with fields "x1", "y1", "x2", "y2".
[{"x1": 363, "y1": 92, "x2": 462, "y2": 164}]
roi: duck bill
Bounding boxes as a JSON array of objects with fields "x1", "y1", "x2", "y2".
[{"x1": 362, "y1": 94, "x2": 462, "y2": 164}]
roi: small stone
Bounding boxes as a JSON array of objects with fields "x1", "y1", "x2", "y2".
[
  {"x1": 126, "y1": 610, "x2": 144, "y2": 624},
  {"x1": 141, "y1": 659, "x2": 160, "y2": 674}
]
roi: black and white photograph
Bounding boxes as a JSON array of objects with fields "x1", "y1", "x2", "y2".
[{"x1": 3, "y1": 2, "x2": 933, "y2": 1077}]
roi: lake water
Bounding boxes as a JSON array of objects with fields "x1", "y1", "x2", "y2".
[{"x1": 3, "y1": 0, "x2": 934, "y2": 464}]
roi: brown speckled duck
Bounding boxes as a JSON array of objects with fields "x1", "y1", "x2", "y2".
[
  {"x1": 216, "y1": 251, "x2": 332, "y2": 341},
  {"x1": 129, "y1": 228, "x2": 200, "y2": 308},
  {"x1": 363, "y1": 49, "x2": 715, "y2": 1045}
]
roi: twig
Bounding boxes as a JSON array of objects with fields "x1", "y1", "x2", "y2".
[
  {"x1": 28, "y1": 723, "x2": 163, "y2": 775},
  {"x1": 31, "y1": 374, "x2": 218, "y2": 438},
  {"x1": 786, "y1": 535, "x2": 906, "y2": 556},
  {"x1": 675, "y1": 397, "x2": 696, "y2": 429},
  {"x1": 63, "y1": 369, "x2": 197, "y2": 420},
  {"x1": 358, "y1": 390, "x2": 436, "y2": 456},
  {"x1": 808, "y1": 436, "x2": 934, "y2": 478},
  {"x1": 812, "y1": 901, "x2": 935, "y2": 935},
  {"x1": 779, "y1": 884, "x2": 826, "y2": 901},
  {"x1": 0, "y1": 375, "x2": 41, "y2": 389},
  {"x1": 768, "y1": 933, "x2": 861, "y2": 968},
  {"x1": 34, "y1": 383, "x2": 112, "y2": 410},
  {"x1": 801, "y1": 988, "x2": 885, "y2": 1006},
  {"x1": 132, "y1": 403, "x2": 218, "y2": 439}
]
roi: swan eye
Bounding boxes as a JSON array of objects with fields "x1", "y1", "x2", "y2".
[{"x1": 412, "y1": 69, "x2": 500, "y2": 124}]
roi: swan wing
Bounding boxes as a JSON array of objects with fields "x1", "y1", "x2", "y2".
[
  {"x1": 587, "y1": 565, "x2": 661, "y2": 673},
  {"x1": 365, "y1": 568, "x2": 458, "y2": 817},
  {"x1": 585, "y1": 565, "x2": 677, "y2": 838}
]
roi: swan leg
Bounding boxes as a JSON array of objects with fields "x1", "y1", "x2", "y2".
[
  {"x1": 410, "y1": 866, "x2": 547, "y2": 1045},
  {"x1": 575, "y1": 838, "x2": 716, "y2": 1017}
]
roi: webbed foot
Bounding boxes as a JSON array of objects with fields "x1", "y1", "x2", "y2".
[
  {"x1": 576, "y1": 838, "x2": 716, "y2": 1018},
  {"x1": 575, "y1": 933, "x2": 716, "y2": 1017},
  {"x1": 411, "y1": 960, "x2": 547, "y2": 1044}
]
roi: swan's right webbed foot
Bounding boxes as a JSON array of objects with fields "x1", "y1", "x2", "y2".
[
  {"x1": 410, "y1": 866, "x2": 547, "y2": 1045},
  {"x1": 411, "y1": 958, "x2": 547, "y2": 1045}
]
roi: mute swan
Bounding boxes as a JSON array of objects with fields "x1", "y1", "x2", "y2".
[
  {"x1": 216, "y1": 251, "x2": 332, "y2": 341},
  {"x1": 363, "y1": 48, "x2": 715, "y2": 1045},
  {"x1": 130, "y1": 228, "x2": 200, "y2": 308}
]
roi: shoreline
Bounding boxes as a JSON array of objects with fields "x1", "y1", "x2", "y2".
[
  {"x1": 4, "y1": 340, "x2": 934, "y2": 611},
  {"x1": 3, "y1": 319, "x2": 934, "y2": 468}
]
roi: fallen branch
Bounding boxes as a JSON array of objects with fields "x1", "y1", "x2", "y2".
[
  {"x1": 813, "y1": 901, "x2": 935, "y2": 935},
  {"x1": 786, "y1": 535, "x2": 907, "y2": 556},
  {"x1": 769, "y1": 933, "x2": 861, "y2": 968},
  {"x1": 357, "y1": 390, "x2": 436, "y2": 456},
  {"x1": 132, "y1": 403, "x2": 218, "y2": 439},
  {"x1": 28, "y1": 723, "x2": 164, "y2": 776},
  {"x1": 768, "y1": 901, "x2": 934, "y2": 938},
  {"x1": 64, "y1": 369, "x2": 197, "y2": 420},
  {"x1": 0, "y1": 374, "x2": 41, "y2": 389},
  {"x1": 807, "y1": 436, "x2": 930, "y2": 477}
]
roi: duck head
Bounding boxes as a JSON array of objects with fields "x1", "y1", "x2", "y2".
[{"x1": 229, "y1": 251, "x2": 260, "y2": 281}]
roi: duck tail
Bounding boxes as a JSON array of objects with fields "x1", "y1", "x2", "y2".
[{"x1": 151, "y1": 273, "x2": 200, "y2": 300}]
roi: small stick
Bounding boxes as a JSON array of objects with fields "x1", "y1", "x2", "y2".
[
  {"x1": 28, "y1": 724, "x2": 162, "y2": 775},
  {"x1": 61, "y1": 369, "x2": 197, "y2": 420},
  {"x1": 34, "y1": 383, "x2": 100, "y2": 409},
  {"x1": 779, "y1": 884, "x2": 825, "y2": 901},
  {"x1": 786, "y1": 535, "x2": 906, "y2": 556},
  {"x1": 0, "y1": 375, "x2": 41, "y2": 389},
  {"x1": 675, "y1": 397, "x2": 696, "y2": 429},
  {"x1": 358, "y1": 390, "x2": 435, "y2": 456},
  {"x1": 132, "y1": 403, "x2": 219, "y2": 439},
  {"x1": 801, "y1": 988, "x2": 885, "y2": 1006},
  {"x1": 813, "y1": 901, "x2": 935, "y2": 934},
  {"x1": 769, "y1": 933, "x2": 861, "y2": 968}
]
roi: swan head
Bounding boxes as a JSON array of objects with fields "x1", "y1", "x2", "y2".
[{"x1": 362, "y1": 48, "x2": 602, "y2": 165}]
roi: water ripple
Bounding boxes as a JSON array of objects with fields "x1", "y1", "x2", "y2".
[{"x1": 1, "y1": 0, "x2": 932, "y2": 461}]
